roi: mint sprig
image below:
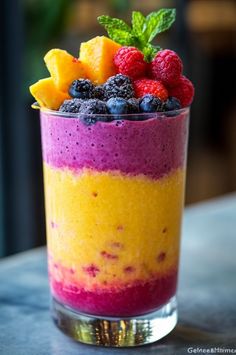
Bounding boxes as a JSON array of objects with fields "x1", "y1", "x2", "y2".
[{"x1": 97, "y1": 8, "x2": 176, "y2": 62}]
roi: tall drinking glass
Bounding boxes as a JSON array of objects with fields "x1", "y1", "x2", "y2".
[{"x1": 40, "y1": 108, "x2": 189, "y2": 347}]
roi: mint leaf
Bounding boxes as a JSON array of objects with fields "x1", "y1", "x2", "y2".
[
  {"x1": 98, "y1": 15, "x2": 135, "y2": 45},
  {"x1": 143, "y1": 44, "x2": 161, "y2": 62},
  {"x1": 97, "y1": 9, "x2": 176, "y2": 60},
  {"x1": 107, "y1": 28, "x2": 136, "y2": 46},
  {"x1": 144, "y1": 9, "x2": 176, "y2": 42},
  {"x1": 97, "y1": 15, "x2": 132, "y2": 33},
  {"x1": 131, "y1": 11, "x2": 146, "y2": 38}
]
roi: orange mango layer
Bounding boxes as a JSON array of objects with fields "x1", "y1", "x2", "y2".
[{"x1": 44, "y1": 164, "x2": 185, "y2": 289}]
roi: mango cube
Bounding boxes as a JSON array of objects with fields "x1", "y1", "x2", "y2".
[
  {"x1": 79, "y1": 36, "x2": 121, "y2": 84},
  {"x1": 29, "y1": 77, "x2": 70, "y2": 110},
  {"x1": 44, "y1": 49, "x2": 88, "y2": 93}
]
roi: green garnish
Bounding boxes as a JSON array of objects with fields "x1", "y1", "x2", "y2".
[{"x1": 98, "y1": 8, "x2": 176, "y2": 62}]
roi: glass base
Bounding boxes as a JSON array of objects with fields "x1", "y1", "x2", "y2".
[{"x1": 51, "y1": 296, "x2": 177, "y2": 347}]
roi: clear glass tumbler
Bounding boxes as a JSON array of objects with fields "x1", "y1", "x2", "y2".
[{"x1": 40, "y1": 108, "x2": 189, "y2": 347}]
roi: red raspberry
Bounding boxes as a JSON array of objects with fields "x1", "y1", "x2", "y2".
[
  {"x1": 150, "y1": 49, "x2": 183, "y2": 87},
  {"x1": 133, "y1": 79, "x2": 168, "y2": 101},
  {"x1": 114, "y1": 46, "x2": 147, "y2": 80},
  {"x1": 169, "y1": 75, "x2": 194, "y2": 107}
]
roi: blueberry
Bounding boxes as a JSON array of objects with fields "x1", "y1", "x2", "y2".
[
  {"x1": 164, "y1": 97, "x2": 181, "y2": 117},
  {"x1": 164, "y1": 97, "x2": 181, "y2": 111},
  {"x1": 127, "y1": 98, "x2": 140, "y2": 113},
  {"x1": 59, "y1": 98, "x2": 83, "y2": 113},
  {"x1": 106, "y1": 97, "x2": 129, "y2": 115},
  {"x1": 69, "y1": 79, "x2": 95, "y2": 99},
  {"x1": 104, "y1": 74, "x2": 134, "y2": 100},
  {"x1": 139, "y1": 94, "x2": 164, "y2": 113}
]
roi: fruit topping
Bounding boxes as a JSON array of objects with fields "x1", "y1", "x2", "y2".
[
  {"x1": 29, "y1": 78, "x2": 70, "y2": 110},
  {"x1": 94, "y1": 85, "x2": 106, "y2": 100},
  {"x1": 79, "y1": 99, "x2": 109, "y2": 125},
  {"x1": 79, "y1": 36, "x2": 121, "y2": 84},
  {"x1": 79, "y1": 99, "x2": 108, "y2": 115},
  {"x1": 114, "y1": 46, "x2": 147, "y2": 80},
  {"x1": 44, "y1": 49, "x2": 87, "y2": 93},
  {"x1": 168, "y1": 76, "x2": 194, "y2": 107},
  {"x1": 106, "y1": 97, "x2": 129, "y2": 114},
  {"x1": 69, "y1": 79, "x2": 95, "y2": 99},
  {"x1": 59, "y1": 98, "x2": 83, "y2": 113},
  {"x1": 127, "y1": 98, "x2": 140, "y2": 113},
  {"x1": 139, "y1": 94, "x2": 163, "y2": 113},
  {"x1": 164, "y1": 97, "x2": 181, "y2": 111},
  {"x1": 150, "y1": 49, "x2": 183, "y2": 87},
  {"x1": 29, "y1": 9, "x2": 194, "y2": 113},
  {"x1": 104, "y1": 74, "x2": 134, "y2": 100},
  {"x1": 133, "y1": 78, "x2": 168, "y2": 101}
]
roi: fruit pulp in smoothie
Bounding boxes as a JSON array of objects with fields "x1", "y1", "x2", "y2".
[{"x1": 41, "y1": 109, "x2": 188, "y2": 317}]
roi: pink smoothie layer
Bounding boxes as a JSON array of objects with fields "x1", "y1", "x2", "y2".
[
  {"x1": 40, "y1": 111, "x2": 188, "y2": 179},
  {"x1": 50, "y1": 270, "x2": 178, "y2": 317}
]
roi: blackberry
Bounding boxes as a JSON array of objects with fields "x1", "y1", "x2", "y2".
[
  {"x1": 139, "y1": 94, "x2": 163, "y2": 113},
  {"x1": 104, "y1": 74, "x2": 134, "y2": 100},
  {"x1": 69, "y1": 79, "x2": 95, "y2": 99},
  {"x1": 80, "y1": 99, "x2": 108, "y2": 114},
  {"x1": 79, "y1": 99, "x2": 109, "y2": 125},
  {"x1": 94, "y1": 85, "x2": 106, "y2": 100},
  {"x1": 59, "y1": 98, "x2": 83, "y2": 113},
  {"x1": 106, "y1": 97, "x2": 129, "y2": 115},
  {"x1": 127, "y1": 98, "x2": 140, "y2": 113}
]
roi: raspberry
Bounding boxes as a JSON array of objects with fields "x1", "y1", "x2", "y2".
[
  {"x1": 114, "y1": 46, "x2": 147, "y2": 80},
  {"x1": 150, "y1": 49, "x2": 183, "y2": 87},
  {"x1": 168, "y1": 76, "x2": 194, "y2": 107},
  {"x1": 104, "y1": 74, "x2": 134, "y2": 100},
  {"x1": 133, "y1": 79, "x2": 168, "y2": 101}
]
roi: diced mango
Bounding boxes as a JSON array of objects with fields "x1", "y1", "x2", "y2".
[
  {"x1": 44, "y1": 49, "x2": 88, "y2": 93},
  {"x1": 79, "y1": 36, "x2": 121, "y2": 84},
  {"x1": 29, "y1": 77, "x2": 70, "y2": 110}
]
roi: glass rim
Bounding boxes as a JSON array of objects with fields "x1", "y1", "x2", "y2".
[{"x1": 36, "y1": 103, "x2": 190, "y2": 120}]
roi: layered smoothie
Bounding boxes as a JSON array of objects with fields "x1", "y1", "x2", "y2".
[
  {"x1": 29, "y1": 7, "x2": 194, "y2": 346},
  {"x1": 41, "y1": 109, "x2": 188, "y2": 316}
]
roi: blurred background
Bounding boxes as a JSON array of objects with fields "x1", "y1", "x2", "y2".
[{"x1": 0, "y1": 0, "x2": 235, "y2": 257}]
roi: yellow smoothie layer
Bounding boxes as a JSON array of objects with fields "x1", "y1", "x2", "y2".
[{"x1": 44, "y1": 164, "x2": 185, "y2": 288}]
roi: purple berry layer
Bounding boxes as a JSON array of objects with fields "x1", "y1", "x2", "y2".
[
  {"x1": 50, "y1": 269, "x2": 178, "y2": 317},
  {"x1": 40, "y1": 110, "x2": 189, "y2": 179}
]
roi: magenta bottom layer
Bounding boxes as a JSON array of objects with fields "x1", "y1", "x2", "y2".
[{"x1": 50, "y1": 271, "x2": 178, "y2": 317}]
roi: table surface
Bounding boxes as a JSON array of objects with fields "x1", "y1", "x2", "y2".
[{"x1": 1, "y1": 194, "x2": 236, "y2": 355}]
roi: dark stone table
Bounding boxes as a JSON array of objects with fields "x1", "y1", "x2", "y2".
[{"x1": 1, "y1": 194, "x2": 236, "y2": 355}]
